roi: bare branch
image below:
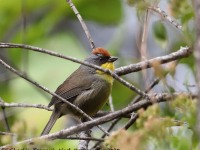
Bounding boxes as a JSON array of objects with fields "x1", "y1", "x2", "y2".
[
  {"x1": 0, "y1": 131, "x2": 16, "y2": 136},
  {"x1": 132, "y1": 78, "x2": 160, "y2": 104},
  {"x1": 66, "y1": 0, "x2": 95, "y2": 50},
  {"x1": 0, "y1": 131, "x2": 17, "y2": 144},
  {"x1": 1, "y1": 92, "x2": 196, "y2": 148},
  {"x1": 92, "y1": 78, "x2": 160, "y2": 148},
  {"x1": 94, "y1": 111, "x2": 131, "y2": 118},
  {"x1": 58, "y1": 135, "x2": 104, "y2": 142},
  {"x1": 0, "y1": 101, "x2": 53, "y2": 111},
  {"x1": 121, "y1": 78, "x2": 160, "y2": 130},
  {"x1": 0, "y1": 43, "x2": 191, "y2": 77},
  {"x1": 122, "y1": 113, "x2": 139, "y2": 130},
  {"x1": 115, "y1": 46, "x2": 191, "y2": 76},
  {"x1": 0, "y1": 43, "x2": 96, "y2": 68},
  {"x1": 0, "y1": 43, "x2": 146, "y2": 97},
  {"x1": 108, "y1": 72, "x2": 147, "y2": 97},
  {"x1": 149, "y1": 6, "x2": 182, "y2": 30}
]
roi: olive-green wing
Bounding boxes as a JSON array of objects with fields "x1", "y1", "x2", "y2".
[
  {"x1": 48, "y1": 67, "x2": 93, "y2": 107},
  {"x1": 48, "y1": 88, "x2": 84, "y2": 107}
]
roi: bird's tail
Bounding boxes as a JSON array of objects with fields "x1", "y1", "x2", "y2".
[{"x1": 41, "y1": 110, "x2": 61, "y2": 136}]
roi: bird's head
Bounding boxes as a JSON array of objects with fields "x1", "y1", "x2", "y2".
[{"x1": 85, "y1": 47, "x2": 118, "y2": 71}]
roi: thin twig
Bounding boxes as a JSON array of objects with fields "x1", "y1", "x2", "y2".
[
  {"x1": 149, "y1": 6, "x2": 182, "y2": 30},
  {"x1": 115, "y1": 46, "x2": 191, "y2": 76},
  {"x1": 108, "y1": 71, "x2": 147, "y2": 97},
  {"x1": 121, "y1": 78, "x2": 160, "y2": 130},
  {"x1": 94, "y1": 111, "x2": 131, "y2": 118},
  {"x1": 91, "y1": 118, "x2": 121, "y2": 149},
  {"x1": 0, "y1": 98, "x2": 11, "y2": 132},
  {"x1": 66, "y1": 0, "x2": 95, "y2": 50},
  {"x1": 109, "y1": 95, "x2": 115, "y2": 112},
  {"x1": 59, "y1": 136, "x2": 104, "y2": 142},
  {"x1": 0, "y1": 131, "x2": 18, "y2": 144},
  {"x1": 93, "y1": 78, "x2": 160, "y2": 148},
  {"x1": 1, "y1": 92, "x2": 196, "y2": 148},
  {"x1": 132, "y1": 78, "x2": 160, "y2": 104},
  {"x1": 0, "y1": 43, "x2": 191, "y2": 97},
  {"x1": 0, "y1": 103, "x2": 130, "y2": 118},
  {"x1": 1, "y1": 107, "x2": 11, "y2": 132},
  {"x1": 0, "y1": 43, "x2": 191, "y2": 77},
  {"x1": 0, "y1": 43, "x2": 97, "y2": 68},
  {"x1": 0, "y1": 43, "x2": 146, "y2": 97},
  {"x1": 122, "y1": 113, "x2": 139, "y2": 130},
  {"x1": 0, "y1": 131, "x2": 103, "y2": 142},
  {"x1": 0, "y1": 131, "x2": 16, "y2": 136},
  {"x1": 0, "y1": 58, "x2": 109, "y2": 136},
  {"x1": 0, "y1": 102, "x2": 53, "y2": 111}
]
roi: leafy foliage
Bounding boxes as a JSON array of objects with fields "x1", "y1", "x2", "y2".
[{"x1": 105, "y1": 97, "x2": 198, "y2": 150}]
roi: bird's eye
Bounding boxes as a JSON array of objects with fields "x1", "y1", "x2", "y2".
[
  {"x1": 96, "y1": 54, "x2": 110, "y2": 62},
  {"x1": 99, "y1": 57, "x2": 103, "y2": 61},
  {"x1": 96, "y1": 54, "x2": 104, "y2": 60},
  {"x1": 97, "y1": 53, "x2": 104, "y2": 57}
]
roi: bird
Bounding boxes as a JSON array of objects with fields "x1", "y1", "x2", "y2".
[{"x1": 41, "y1": 47, "x2": 118, "y2": 135}]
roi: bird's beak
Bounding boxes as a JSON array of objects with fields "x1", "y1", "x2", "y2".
[{"x1": 108, "y1": 56, "x2": 118, "y2": 62}]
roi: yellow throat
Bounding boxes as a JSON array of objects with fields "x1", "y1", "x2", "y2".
[{"x1": 96, "y1": 62, "x2": 115, "y2": 84}]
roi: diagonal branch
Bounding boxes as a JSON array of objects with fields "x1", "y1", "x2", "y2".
[
  {"x1": 0, "y1": 43, "x2": 191, "y2": 77},
  {"x1": 115, "y1": 46, "x2": 191, "y2": 76},
  {"x1": 1, "y1": 92, "x2": 196, "y2": 148},
  {"x1": 0, "y1": 43, "x2": 146, "y2": 97},
  {"x1": 0, "y1": 101, "x2": 53, "y2": 111},
  {"x1": 58, "y1": 136, "x2": 104, "y2": 142},
  {"x1": 92, "y1": 77, "x2": 160, "y2": 148},
  {"x1": 66, "y1": 0, "x2": 95, "y2": 50},
  {"x1": 0, "y1": 58, "x2": 109, "y2": 136},
  {"x1": 0, "y1": 44, "x2": 193, "y2": 119},
  {"x1": 149, "y1": 6, "x2": 182, "y2": 30},
  {"x1": 122, "y1": 113, "x2": 139, "y2": 130}
]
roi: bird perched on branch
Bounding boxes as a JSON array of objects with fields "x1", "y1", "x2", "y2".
[{"x1": 41, "y1": 48, "x2": 117, "y2": 135}]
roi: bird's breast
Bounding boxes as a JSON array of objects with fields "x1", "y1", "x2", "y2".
[{"x1": 96, "y1": 62, "x2": 115, "y2": 84}]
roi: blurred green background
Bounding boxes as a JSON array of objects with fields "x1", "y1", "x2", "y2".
[{"x1": 0, "y1": 0, "x2": 198, "y2": 149}]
